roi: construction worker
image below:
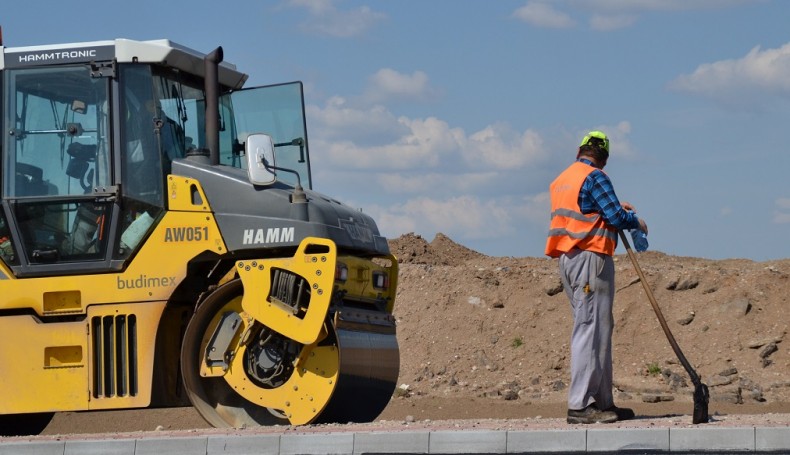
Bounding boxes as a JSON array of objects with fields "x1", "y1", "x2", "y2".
[{"x1": 545, "y1": 130, "x2": 648, "y2": 424}]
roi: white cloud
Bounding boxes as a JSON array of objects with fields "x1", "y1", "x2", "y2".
[
  {"x1": 308, "y1": 98, "x2": 549, "y2": 172},
  {"x1": 463, "y1": 124, "x2": 547, "y2": 170},
  {"x1": 286, "y1": 0, "x2": 333, "y2": 15},
  {"x1": 374, "y1": 196, "x2": 516, "y2": 241},
  {"x1": 512, "y1": 2, "x2": 576, "y2": 29},
  {"x1": 774, "y1": 198, "x2": 790, "y2": 224},
  {"x1": 377, "y1": 172, "x2": 500, "y2": 195},
  {"x1": 372, "y1": 210, "x2": 418, "y2": 239},
  {"x1": 776, "y1": 198, "x2": 790, "y2": 210},
  {"x1": 774, "y1": 213, "x2": 790, "y2": 224},
  {"x1": 514, "y1": 0, "x2": 760, "y2": 31},
  {"x1": 306, "y1": 83, "x2": 639, "y2": 250},
  {"x1": 286, "y1": 0, "x2": 386, "y2": 37},
  {"x1": 303, "y1": 69, "x2": 628, "y2": 249},
  {"x1": 306, "y1": 96, "x2": 409, "y2": 145},
  {"x1": 669, "y1": 43, "x2": 790, "y2": 103},
  {"x1": 515, "y1": 192, "x2": 552, "y2": 226},
  {"x1": 364, "y1": 69, "x2": 435, "y2": 103},
  {"x1": 312, "y1": 115, "x2": 464, "y2": 170}
]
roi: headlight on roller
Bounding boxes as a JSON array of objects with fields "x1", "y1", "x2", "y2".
[
  {"x1": 335, "y1": 262, "x2": 348, "y2": 282},
  {"x1": 372, "y1": 271, "x2": 389, "y2": 290}
]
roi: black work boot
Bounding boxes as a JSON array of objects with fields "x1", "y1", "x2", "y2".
[{"x1": 566, "y1": 404, "x2": 618, "y2": 424}]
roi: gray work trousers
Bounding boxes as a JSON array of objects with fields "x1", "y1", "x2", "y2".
[{"x1": 559, "y1": 249, "x2": 615, "y2": 411}]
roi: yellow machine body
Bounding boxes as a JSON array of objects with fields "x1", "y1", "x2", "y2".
[
  {"x1": 0, "y1": 38, "x2": 399, "y2": 434},
  {"x1": 0, "y1": 176, "x2": 398, "y2": 421},
  {"x1": 0, "y1": 177, "x2": 223, "y2": 413}
]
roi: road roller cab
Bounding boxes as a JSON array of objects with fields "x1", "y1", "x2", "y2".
[{"x1": 0, "y1": 37, "x2": 399, "y2": 435}]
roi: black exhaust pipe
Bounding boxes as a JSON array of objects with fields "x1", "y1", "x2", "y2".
[{"x1": 204, "y1": 46, "x2": 223, "y2": 165}]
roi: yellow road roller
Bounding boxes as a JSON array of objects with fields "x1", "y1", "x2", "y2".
[{"x1": 0, "y1": 37, "x2": 398, "y2": 435}]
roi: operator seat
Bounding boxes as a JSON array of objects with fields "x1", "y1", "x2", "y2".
[
  {"x1": 60, "y1": 142, "x2": 104, "y2": 257},
  {"x1": 15, "y1": 163, "x2": 49, "y2": 197},
  {"x1": 13, "y1": 163, "x2": 67, "y2": 262}
]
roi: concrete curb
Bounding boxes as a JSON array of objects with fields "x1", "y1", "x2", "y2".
[{"x1": 2, "y1": 426, "x2": 789, "y2": 454}]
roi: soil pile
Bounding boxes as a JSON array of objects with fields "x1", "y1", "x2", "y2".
[{"x1": 389, "y1": 232, "x2": 790, "y2": 407}]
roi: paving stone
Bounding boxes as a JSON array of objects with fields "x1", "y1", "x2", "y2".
[
  {"x1": 280, "y1": 432, "x2": 354, "y2": 455},
  {"x1": 207, "y1": 434, "x2": 280, "y2": 455},
  {"x1": 354, "y1": 431, "x2": 429, "y2": 454},
  {"x1": 587, "y1": 428, "x2": 668, "y2": 452},
  {"x1": 670, "y1": 427, "x2": 754, "y2": 451},
  {"x1": 756, "y1": 427, "x2": 790, "y2": 451},
  {"x1": 506, "y1": 429, "x2": 585, "y2": 453},
  {"x1": 430, "y1": 430, "x2": 506, "y2": 454}
]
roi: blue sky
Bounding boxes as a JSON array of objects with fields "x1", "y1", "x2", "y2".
[{"x1": 4, "y1": 0, "x2": 790, "y2": 260}]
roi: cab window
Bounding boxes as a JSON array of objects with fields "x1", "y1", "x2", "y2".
[{"x1": 2, "y1": 65, "x2": 112, "y2": 263}]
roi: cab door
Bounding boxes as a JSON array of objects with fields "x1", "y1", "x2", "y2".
[
  {"x1": 220, "y1": 81, "x2": 313, "y2": 190},
  {"x1": 2, "y1": 64, "x2": 119, "y2": 277}
]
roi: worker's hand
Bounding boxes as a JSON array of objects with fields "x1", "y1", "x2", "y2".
[
  {"x1": 621, "y1": 202, "x2": 647, "y2": 233},
  {"x1": 638, "y1": 218, "x2": 649, "y2": 235}
]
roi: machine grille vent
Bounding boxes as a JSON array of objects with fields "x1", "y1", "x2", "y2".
[{"x1": 91, "y1": 314, "x2": 138, "y2": 398}]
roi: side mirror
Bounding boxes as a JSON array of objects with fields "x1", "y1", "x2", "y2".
[{"x1": 245, "y1": 133, "x2": 277, "y2": 185}]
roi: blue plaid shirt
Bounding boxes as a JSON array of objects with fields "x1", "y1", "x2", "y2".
[{"x1": 577, "y1": 159, "x2": 641, "y2": 231}]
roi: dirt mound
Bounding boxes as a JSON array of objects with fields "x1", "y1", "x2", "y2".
[
  {"x1": 388, "y1": 233, "x2": 790, "y2": 408},
  {"x1": 388, "y1": 232, "x2": 485, "y2": 266}
]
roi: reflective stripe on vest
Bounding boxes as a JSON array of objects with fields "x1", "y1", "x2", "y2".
[{"x1": 545, "y1": 161, "x2": 616, "y2": 257}]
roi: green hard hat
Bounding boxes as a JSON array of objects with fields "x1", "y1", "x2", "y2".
[{"x1": 580, "y1": 130, "x2": 609, "y2": 155}]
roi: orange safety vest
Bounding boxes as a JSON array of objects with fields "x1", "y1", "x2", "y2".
[{"x1": 545, "y1": 161, "x2": 617, "y2": 258}]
